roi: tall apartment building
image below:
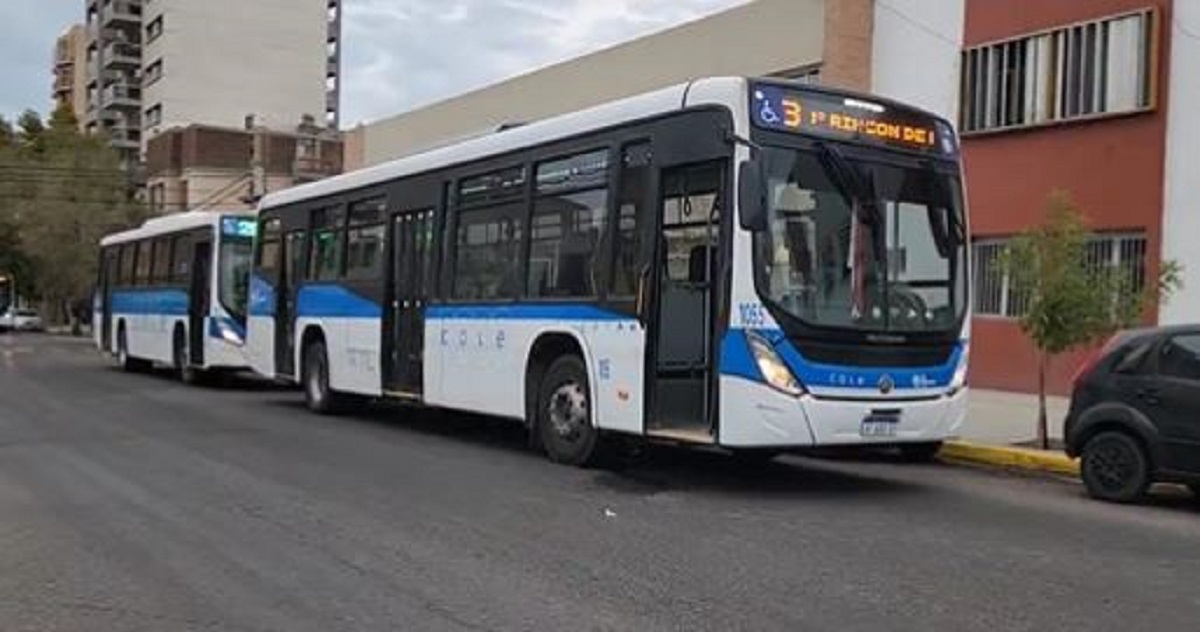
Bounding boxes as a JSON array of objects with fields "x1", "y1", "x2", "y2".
[
  {"x1": 140, "y1": 0, "x2": 342, "y2": 141},
  {"x1": 82, "y1": 0, "x2": 144, "y2": 166},
  {"x1": 73, "y1": 0, "x2": 343, "y2": 207},
  {"x1": 52, "y1": 24, "x2": 90, "y2": 123}
]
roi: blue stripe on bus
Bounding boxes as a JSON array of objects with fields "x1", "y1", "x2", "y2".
[
  {"x1": 249, "y1": 274, "x2": 276, "y2": 317},
  {"x1": 296, "y1": 284, "x2": 382, "y2": 319},
  {"x1": 719, "y1": 328, "x2": 962, "y2": 390},
  {"x1": 426, "y1": 303, "x2": 634, "y2": 322},
  {"x1": 111, "y1": 289, "x2": 189, "y2": 316}
]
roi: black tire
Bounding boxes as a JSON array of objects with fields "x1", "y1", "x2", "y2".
[
  {"x1": 1188, "y1": 484, "x2": 1200, "y2": 504},
  {"x1": 117, "y1": 327, "x2": 150, "y2": 373},
  {"x1": 302, "y1": 339, "x2": 343, "y2": 415},
  {"x1": 173, "y1": 329, "x2": 204, "y2": 385},
  {"x1": 537, "y1": 355, "x2": 601, "y2": 467},
  {"x1": 1080, "y1": 431, "x2": 1151, "y2": 503},
  {"x1": 897, "y1": 441, "x2": 944, "y2": 463}
]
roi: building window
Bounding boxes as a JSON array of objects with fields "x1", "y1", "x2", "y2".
[
  {"x1": 145, "y1": 103, "x2": 162, "y2": 127},
  {"x1": 971, "y1": 233, "x2": 1147, "y2": 318},
  {"x1": 145, "y1": 58, "x2": 163, "y2": 85},
  {"x1": 960, "y1": 9, "x2": 1154, "y2": 133},
  {"x1": 146, "y1": 16, "x2": 164, "y2": 42}
]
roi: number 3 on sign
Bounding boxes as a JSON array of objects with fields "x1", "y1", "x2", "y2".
[{"x1": 782, "y1": 99, "x2": 802, "y2": 128}]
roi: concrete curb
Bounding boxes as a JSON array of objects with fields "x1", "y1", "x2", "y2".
[{"x1": 939, "y1": 440, "x2": 1080, "y2": 478}]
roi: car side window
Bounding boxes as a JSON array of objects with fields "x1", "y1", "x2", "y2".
[
  {"x1": 1112, "y1": 341, "x2": 1154, "y2": 375},
  {"x1": 1158, "y1": 335, "x2": 1200, "y2": 381}
]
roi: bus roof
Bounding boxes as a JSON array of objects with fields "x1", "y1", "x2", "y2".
[
  {"x1": 259, "y1": 77, "x2": 749, "y2": 210},
  {"x1": 100, "y1": 210, "x2": 254, "y2": 247}
]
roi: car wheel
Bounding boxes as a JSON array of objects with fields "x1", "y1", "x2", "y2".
[
  {"x1": 537, "y1": 355, "x2": 601, "y2": 467},
  {"x1": 1080, "y1": 431, "x2": 1151, "y2": 503},
  {"x1": 302, "y1": 339, "x2": 343, "y2": 415},
  {"x1": 897, "y1": 441, "x2": 944, "y2": 463}
]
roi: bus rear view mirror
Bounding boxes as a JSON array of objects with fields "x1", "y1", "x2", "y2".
[{"x1": 738, "y1": 159, "x2": 768, "y2": 232}]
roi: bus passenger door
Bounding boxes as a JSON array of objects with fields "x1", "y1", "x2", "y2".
[
  {"x1": 385, "y1": 209, "x2": 433, "y2": 396},
  {"x1": 645, "y1": 162, "x2": 724, "y2": 442},
  {"x1": 189, "y1": 240, "x2": 212, "y2": 366},
  {"x1": 276, "y1": 230, "x2": 305, "y2": 378},
  {"x1": 100, "y1": 248, "x2": 118, "y2": 352}
]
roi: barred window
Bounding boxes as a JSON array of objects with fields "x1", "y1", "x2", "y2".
[
  {"x1": 960, "y1": 10, "x2": 1154, "y2": 133},
  {"x1": 971, "y1": 233, "x2": 1147, "y2": 318}
]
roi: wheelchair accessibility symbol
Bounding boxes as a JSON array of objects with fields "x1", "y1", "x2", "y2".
[{"x1": 755, "y1": 90, "x2": 781, "y2": 125}]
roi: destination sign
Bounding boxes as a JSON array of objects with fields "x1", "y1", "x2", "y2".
[
  {"x1": 750, "y1": 84, "x2": 955, "y2": 155},
  {"x1": 222, "y1": 217, "x2": 257, "y2": 238}
]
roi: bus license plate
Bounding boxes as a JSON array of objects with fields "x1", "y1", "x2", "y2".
[{"x1": 860, "y1": 414, "x2": 899, "y2": 438}]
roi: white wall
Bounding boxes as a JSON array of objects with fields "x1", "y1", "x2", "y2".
[
  {"x1": 142, "y1": 0, "x2": 328, "y2": 148},
  {"x1": 1159, "y1": 2, "x2": 1200, "y2": 325},
  {"x1": 870, "y1": 0, "x2": 965, "y2": 123}
]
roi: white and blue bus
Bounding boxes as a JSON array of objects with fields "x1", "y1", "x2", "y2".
[
  {"x1": 247, "y1": 77, "x2": 970, "y2": 465},
  {"x1": 95, "y1": 211, "x2": 256, "y2": 382}
]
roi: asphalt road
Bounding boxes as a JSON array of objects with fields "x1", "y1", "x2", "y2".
[{"x1": 2, "y1": 334, "x2": 1199, "y2": 632}]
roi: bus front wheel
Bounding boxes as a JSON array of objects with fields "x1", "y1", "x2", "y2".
[
  {"x1": 117, "y1": 327, "x2": 150, "y2": 373},
  {"x1": 537, "y1": 355, "x2": 600, "y2": 467},
  {"x1": 303, "y1": 339, "x2": 344, "y2": 415}
]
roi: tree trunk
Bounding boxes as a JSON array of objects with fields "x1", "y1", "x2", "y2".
[{"x1": 1037, "y1": 352, "x2": 1049, "y2": 450}]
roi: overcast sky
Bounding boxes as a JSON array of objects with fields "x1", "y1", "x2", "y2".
[{"x1": 2, "y1": 0, "x2": 747, "y2": 127}]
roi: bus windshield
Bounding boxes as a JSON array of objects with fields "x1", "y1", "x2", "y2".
[
  {"x1": 755, "y1": 145, "x2": 966, "y2": 333},
  {"x1": 220, "y1": 237, "x2": 253, "y2": 323}
]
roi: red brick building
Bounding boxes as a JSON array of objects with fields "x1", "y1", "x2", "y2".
[{"x1": 961, "y1": 0, "x2": 1178, "y2": 396}]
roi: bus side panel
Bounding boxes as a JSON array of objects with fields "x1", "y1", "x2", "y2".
[
  {"x1": 293, "y1": 285, "x2": 383, "y2": 397},
  {"x1": 112, "y1": 289, "x2": 189, "y2": 366},
  {"x1": 247, "y1": 274, "x2": 277, "y2": 378},
  {"x1": 423, "y1": 309, "x2": 645, "y2": 435}
]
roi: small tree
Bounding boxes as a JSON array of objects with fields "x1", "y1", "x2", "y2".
[{"x1": 1004, "y1": 191, "x2": 1181, "y2": 449}]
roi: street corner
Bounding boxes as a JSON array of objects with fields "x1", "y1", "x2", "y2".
[{"x1": 939, "y1": 441, "x2": 1080, "y2": 479}]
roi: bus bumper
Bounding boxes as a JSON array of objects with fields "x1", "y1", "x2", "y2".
[{"x1": 718, "y1": 376, "x2": 967, "y2": 448}]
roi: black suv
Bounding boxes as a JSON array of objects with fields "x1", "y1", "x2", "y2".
[{"x1": 1064, "y1": 326, "x2": 1200, "y2": 503}]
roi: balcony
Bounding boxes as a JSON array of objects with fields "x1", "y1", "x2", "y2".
[
  {"x1": 102, "y1": 42, "x2": 141, "y2": 69},
  {"x1": 102, "y1": 1, "x2": 142, "y2": 27},
  {"x1": 106, "y1": 122, "x2": 142, "y2": 150},
  {"x1": 102, "y1": 83, "x2": 141, "y2": 108}
]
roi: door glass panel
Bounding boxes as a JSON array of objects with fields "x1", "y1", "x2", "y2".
[{"x1": 1160, "y1": 335, "x2": 1200, "y2": 381}]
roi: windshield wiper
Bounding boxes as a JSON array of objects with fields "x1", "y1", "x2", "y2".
[
  {"x1": 815, "y1": 142, "x2": 883, "y2": 228},
  {"x1": 922, "y1": 159, "x2": 965, "y2": 244}
]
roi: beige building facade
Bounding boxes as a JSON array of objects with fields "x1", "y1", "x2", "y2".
[
  {"x1": 52, "y1": 24, "x2": 90, "y2": 125},
  {"x1": 345, "y1": 0, "x2": 965, "y2": 170}
]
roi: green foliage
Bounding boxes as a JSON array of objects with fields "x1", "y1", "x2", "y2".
[
  {"x1": 1004, "y1": 191, "x2": 1181, "y2": 355},
  {"x1": 0, "y1": 108, "x2": 149, "y2": 322}
]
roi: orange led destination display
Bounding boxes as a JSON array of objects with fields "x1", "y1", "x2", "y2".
[{"x1": 752, "y1": 85, "x2": 952, "y2": 155}]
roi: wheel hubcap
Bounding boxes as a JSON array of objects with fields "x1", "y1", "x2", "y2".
[
  {"x1": 547, "y1": 382, "x2": 587, "y2": 442},
  {"x1": 1091, "y1": 442, "x2": 1133, "y2": 491}
]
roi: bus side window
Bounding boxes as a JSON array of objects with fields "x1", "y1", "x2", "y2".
[
  {"x1": 152, "y1": 237, "x2": 173, "y2": 285},
  {"x1": 170, "y1": 235, "x2": 192, "y2": 285},
  {"x1": 118, "y1": 244, "x2": 136, "y2": 287},
  {"x1": 610, "y1": 142, "x2": 651, "y2": 299},
  {"x1": 134, "y1": 240, "x2": 153, "y2": 286},
  {"x1": 309, "y1": 205, "x2": 346, "y2": 282}
]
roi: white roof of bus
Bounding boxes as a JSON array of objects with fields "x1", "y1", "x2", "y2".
[
  {"x1": 100, "y1": 210, "x2": 254, "y2": 247},
  {"x1": 260, "y1": 76, "x2": 749, "y2": 210}
]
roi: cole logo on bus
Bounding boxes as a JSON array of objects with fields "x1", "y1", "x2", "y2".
[{"x1": 878, "y1": 374, "x2": 895, "y2": 395}]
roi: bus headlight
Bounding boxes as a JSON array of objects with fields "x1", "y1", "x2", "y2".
[
  {"x1": 949, "y1": 342, "x2": 969, "y2": 395},
  {"x1": 746, "y1": 331, "x2": 804, "y2": 397},
  {"x1": 216, "y1": 320, "x2": 245, "y2": 346}
]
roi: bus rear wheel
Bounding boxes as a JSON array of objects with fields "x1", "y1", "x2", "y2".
[
  {"x1": 117, "y1": 327, "x2": 150, "y2": 373},
  {"x1": 303, "y1": 339, "x2": 344, "y2": 415},
  {"x1": 537, "y1": 355, "x2": 600, "y2": 467},
  {"x1": 173, "y1": 329, "x2": 204, "y2": 385}
]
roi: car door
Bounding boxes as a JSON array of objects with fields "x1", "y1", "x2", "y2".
[{"x1": 1149, "y1": 333, "x2": 1200, "y2": 474}]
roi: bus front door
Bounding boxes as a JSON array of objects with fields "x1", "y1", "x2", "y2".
[
  {"x1": 646, "y1": 162, "x2": 724, "y2": 443},
  {"x1": 189, "y1": 240, "x2": 212, "y2": 366},
  {"x1": 276, "y1": 230, "x2": 305, "y2": 378},
  {"x1": 384, "y1": 209, "x2": 434, "y2": 397}
]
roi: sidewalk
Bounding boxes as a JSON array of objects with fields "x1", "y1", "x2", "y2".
[{"x1": 960, "y1": 388, "x2": 1068, "y2": 446}]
